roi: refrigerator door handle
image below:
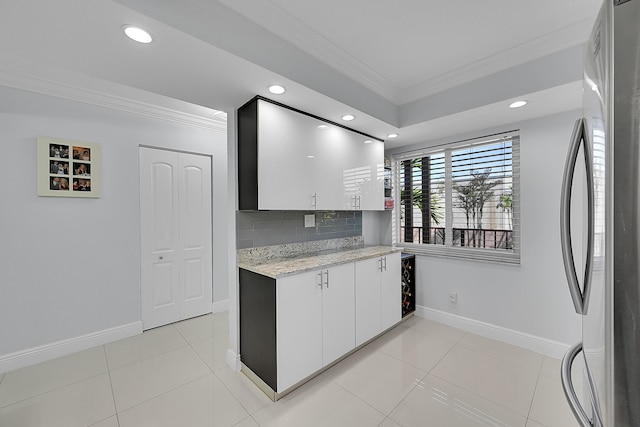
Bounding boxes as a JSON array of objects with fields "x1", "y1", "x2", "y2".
[
  {"x1": 560, "y1": 118, "x2": 594, "y2": 314},
  {"x1": 561, "y1": 342, "x2": 593, "y2": 427}
]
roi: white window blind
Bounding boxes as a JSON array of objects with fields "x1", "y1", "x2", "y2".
[
  {"x1": 394, "y1": 131, "x2": 520, "y2": 264},
  {"x1": 399, "y1": 154, "x2": 446, "y2": 245}
]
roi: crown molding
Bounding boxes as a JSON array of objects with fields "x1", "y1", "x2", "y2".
[
  {"x1": 220, "y1": 0, "x2": 404, "y2": 104},
  {"x1": 397, "y1": 18, "x2": 592, "y2": 104},
  {"x1": 0, "y1": 70, "x2": 227, "y2": 132},
  {"x1": 221, "y1": 0, "x2": 590, "y2": 107}
]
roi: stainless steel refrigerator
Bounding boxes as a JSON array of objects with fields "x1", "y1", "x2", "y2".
[{"x1": 560, "y1": 0, "x2": 640, "y2": 426}]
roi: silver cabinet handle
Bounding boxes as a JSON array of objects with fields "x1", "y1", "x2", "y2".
[
  {"x1": 560, "y1": 118, "x2": 594, "y2": 314},
  {"x1": 317, "y1": 271, "x2": 323, "y2": 288},
  {"x1": 561, "y1": 342, "x2": 593, "y2": 426},
  {"x1": 324, "y1": 270, "x2": 329, "y2": 288},
  {"x1": 312, "y1": 193, "x2": 317, "y2": 209},
  {"x1": 382, "y1": 256, "x2": 387, "y2": 271}
]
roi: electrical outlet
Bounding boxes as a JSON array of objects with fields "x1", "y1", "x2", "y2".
[
  {"x1": 449, "y1": 291, "x2": 458, "y2": 307},
  {"x1": 304, "y1": 214, "x2": 315, "y2": 228}
]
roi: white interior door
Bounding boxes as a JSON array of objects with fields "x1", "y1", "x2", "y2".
[{"x1": 140, "y1": 147, "x2": 212, "y2": 330}]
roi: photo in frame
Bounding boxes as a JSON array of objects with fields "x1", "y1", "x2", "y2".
[{"x1": 37, "y1": 136, "x2": 101, "y2": 198}]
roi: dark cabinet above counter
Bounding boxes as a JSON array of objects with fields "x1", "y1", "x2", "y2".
[{"x1": 237, "y1": 97, "x2": 385, "y2": 211}]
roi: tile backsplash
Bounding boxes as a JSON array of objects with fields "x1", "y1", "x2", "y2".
[{"x1": 236, "y1": 211, "x2": 362, "y2": 249}]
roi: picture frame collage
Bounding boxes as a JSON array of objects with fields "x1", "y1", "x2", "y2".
[{"x1": 37, "y1": 136, "x2": 101, "y2": 198}]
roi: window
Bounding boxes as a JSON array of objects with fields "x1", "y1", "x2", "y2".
[{"x1": 394, "y1": 131, "x2": 520, "y2": 263}]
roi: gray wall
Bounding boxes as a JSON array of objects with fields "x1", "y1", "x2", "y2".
[
  {"x1": 386, "y1": 110, "x2": 583, "y2": 346},
  {"x1": 0, "y1": 85, "x2": 229, "y2": 357},
  {"x1": 237, "y1": 211, "x2": 362, "y2": 249}
]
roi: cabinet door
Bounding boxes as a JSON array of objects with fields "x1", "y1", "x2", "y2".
[
  {"x1": 315, "y1": 124, "x2": 358, "y2": 210},
  {"x1": 380, "y1": 252, "x2": 402, "y2": 331},
  {"x1": 322, "y1": 263, "x2": 355, "y2": 366},
  {"x1": 257, "y1": 100, "x2": 317, "y2": 210},
  {"x1": 277, "y1": 269, "x2": 323, "y2": 392},
  {"x1": 355, "y1": 257, "x2": 382, "y2": 346},
  {"x1": 354, "y1": 140, "x2": 385, "y2": 211}
]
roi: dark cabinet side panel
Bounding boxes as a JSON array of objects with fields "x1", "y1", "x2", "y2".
[
  {"x1": 239, "y1": 268, "x2": 277, "y2": 390},
  {"x1": 238, "y1": 99, "x2": 259, "y2": 210}
]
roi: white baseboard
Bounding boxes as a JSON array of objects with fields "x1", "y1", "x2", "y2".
[
  {"x1": 0, "y1": 322, "x2": 143, "y2": 374},
  {"x1": 415, "y1": 306, "x2": 570, "y2": 359},
  {"x1": 226, "y1": 348, "x2": 241, "y2": 372},
  {"x1": 213, "y1": 299, "x2": 229, "y2": 314}
]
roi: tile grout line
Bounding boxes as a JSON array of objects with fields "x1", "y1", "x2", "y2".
[
  {"x1": 375, "y1": 330, "x2": 463, "y2": 378},
  {"x1": 428, "y1": 368, "x2": 534, "y2": 422},
  {"x1": 233, "y1": 414, "x2": 262, "y2": 427},
  {"x1": 321, "y1": 321, "x2": 467, "y2": 423},
  {"x1": 0, "y1": 369, "x2": 108, "y2": 410},
  {"x1": 105, "y1": 326, "x2": 190, "y2": 372},
  {"x1": 103, "y1": 344, "x2": 122, "y2": 427},
  {"x1": 111, "y1": 316, "x2": 237, "y2": 419},
  {"x1": 182, "y1": 314, "x2": 270, "y2": 420},
  {"x1": 112, "y1": 373, "x2": 213, "y2": 418},
  {"x1": 369, "y1": 338, "x2": 434, "y2": 425},
  {"x1": 211, "y1": 367, "x2": 267, "y2": 417},
  {"x1": 202, "y1": 318, "x2": 272, "y2": 418},
  {"x1": 452, "y1": 338, "x2": 545, "y2": 377},
  {"x1": 324, "y1": 345, "x2": 417, "y2": 420},
  {"x1": 327, "y1": 375, "x2": 391, "y2": 421},
  {"x1": 422, "y1": 324, "x2": 539, "y2": 423},
  {"x1": 525, "y1": 373, "x2": 542, "y2": 425}
]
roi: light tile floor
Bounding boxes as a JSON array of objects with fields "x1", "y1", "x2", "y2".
[{"x1": 0, "y1": 313, "x2": 583, "y2": 427}]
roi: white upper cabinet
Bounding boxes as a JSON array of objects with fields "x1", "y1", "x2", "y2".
[
  {"x1": 350, "y1": 139, "x2": 385, "y2": 211},
  {"x1": 257, "y1": 100, "x2": 318, "y2": 210},
  {"x1": 238, "y1": 97, "x2": 384, "y2": 211}
]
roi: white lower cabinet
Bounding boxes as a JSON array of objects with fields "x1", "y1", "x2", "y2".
[
  {"x1": 355, "y1": 252, "x2": 401, "y2": 346},
  {"x1": 354, "y1": 257, "x2": 381, "y2": 346},
  {"x1": 276, "y1": 269, "x2": 323, "y2": 392},
  {"x1": 380, "y1": 252, "x2": 402, "y2": 330},
  {"x1": 321, "y1": 263, "x2": 356, "y2": 366},
  {"x1": 276, "y1": 263, "x2": 355, "y2": 392},
  {"x1": 240, "y1": 250, "x2": 402, "y2": 398}
]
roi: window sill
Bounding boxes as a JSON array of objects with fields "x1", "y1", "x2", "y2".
[{"x1": 398, "y1": 243, "x2": 521, "y2": 265}]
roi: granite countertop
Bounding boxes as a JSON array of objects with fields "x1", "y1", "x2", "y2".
[{"x1": 238, "y1": 245, "x2": 402, "y2": 279}]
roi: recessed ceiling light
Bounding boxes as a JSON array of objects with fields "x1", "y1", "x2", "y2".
[
  {"x1": 363, "y1": 140, "x2": 373, "y2": 144},
  {"x1": 341, "y1": 114, "x2": 355, "y2": 121},
  {"x1": 317, "y1": 124, "x2": 328, "y2": 129},
  {"x1": 307, "y1": 155, "x2": 315, "y2": 158},
  {"x1": 267, "y1": 84, "x2": 286, "y2": 95},
  {"x1": 509, "y1": 100, "x2": 528, "y2": 109},
  {"x1": 122, "y1": 25, "x2": 153, "y2": 44},
  {"x1": 387, "y1": 133, "x2": 399, "y2": 139}
]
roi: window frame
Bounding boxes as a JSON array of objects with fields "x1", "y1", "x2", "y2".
[{"x1": 392, "y1": 131, "x2": 521, "y2": 264}]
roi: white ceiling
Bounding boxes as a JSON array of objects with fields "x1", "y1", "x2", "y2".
[
  {"x1": 221, "y1": 0, "x2": 598, "y2": 104},
  {"x1": 0, "y1": 0, "x2": 602, "y2": 149}
]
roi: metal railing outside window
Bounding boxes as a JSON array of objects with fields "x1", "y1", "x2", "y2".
[{"x1": 394, "y1": 131, "x2": 520, "y2": 263}]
